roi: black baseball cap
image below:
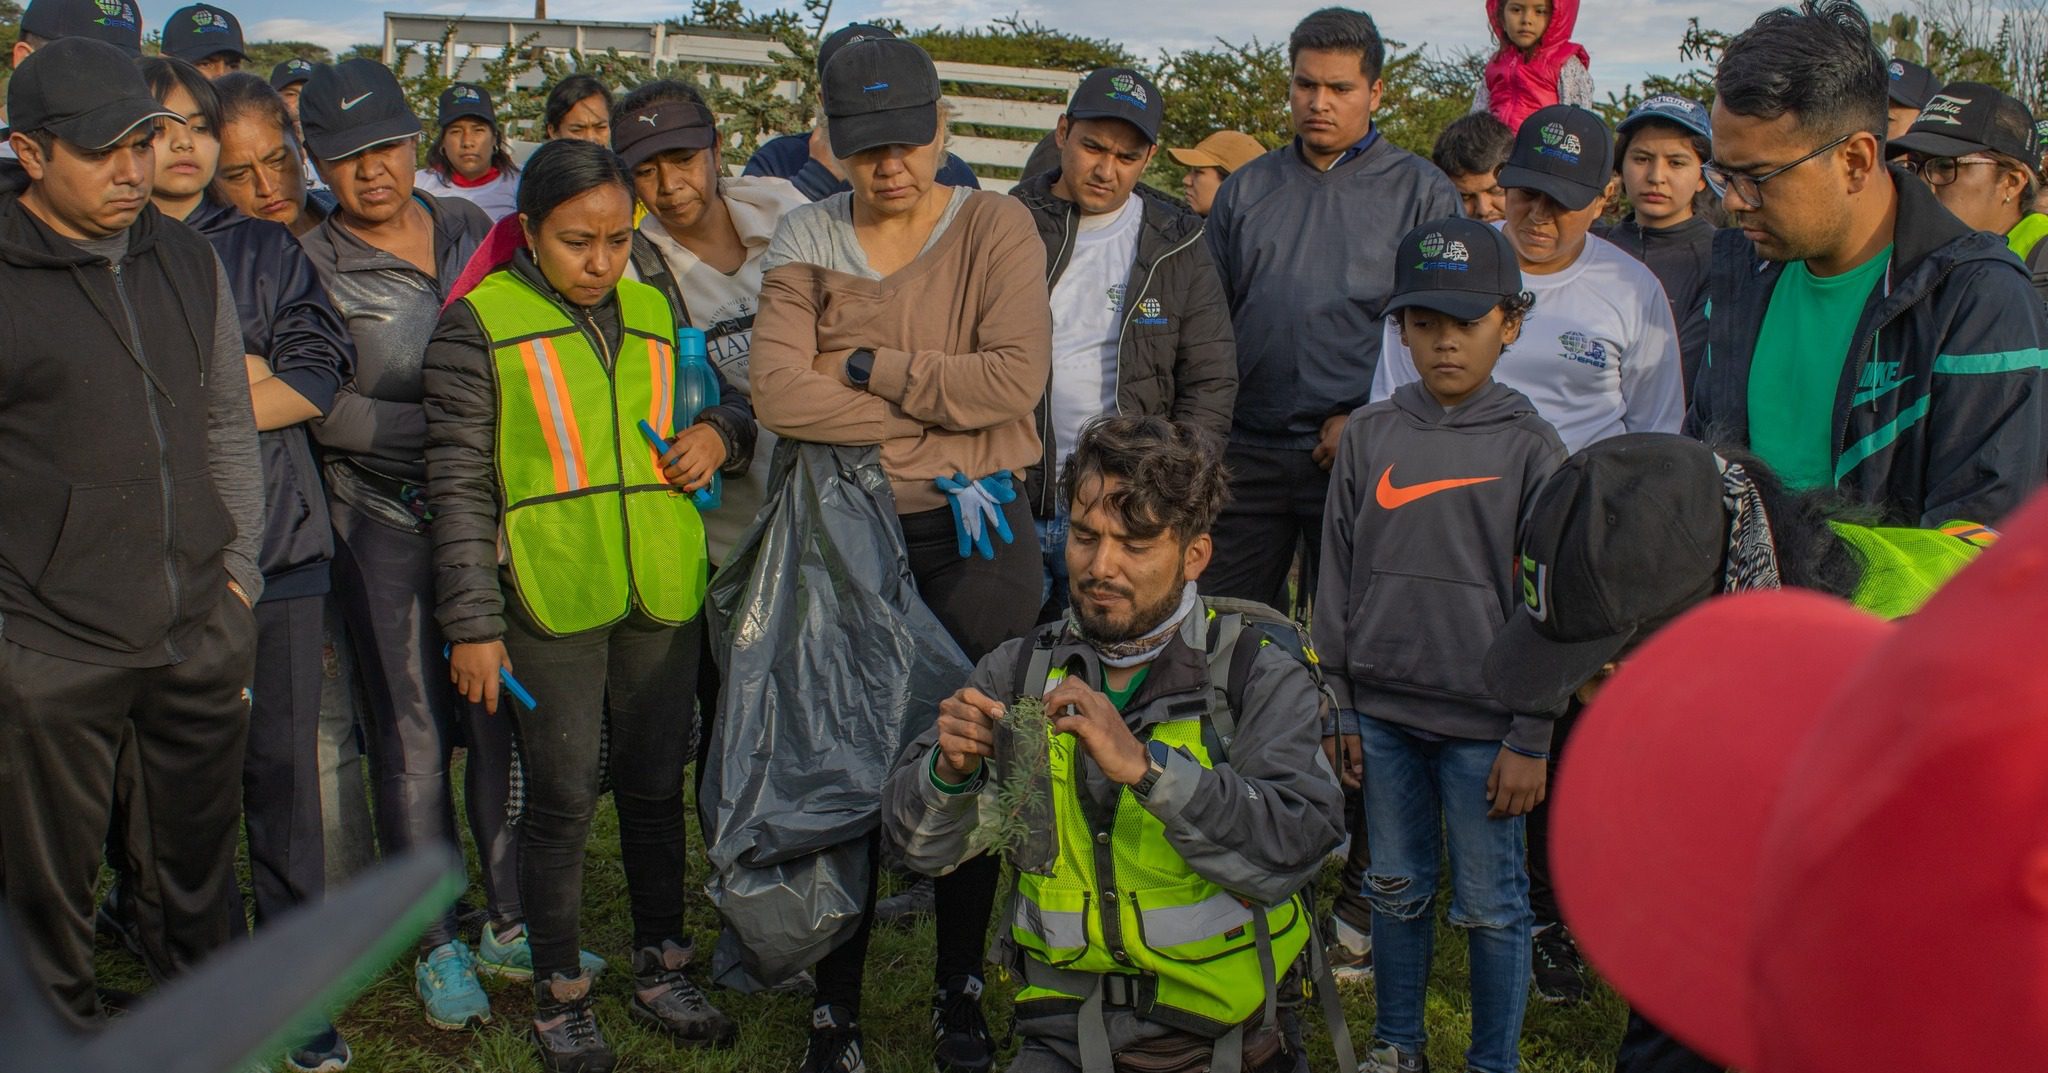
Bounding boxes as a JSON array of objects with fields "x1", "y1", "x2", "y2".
[
  {"x1": 1483, "y1": 433, "x2": 1729, "y2": 715},
  {"x1": 1066, "y1": 67, "x2": 1162, "y2": 144},
  {"x1": 1498, "y1": 104, "x2": 1614, "y2": 211},
  {"x1": 1890, "y1": 81, "x2": 2041, "y2": 173},
  {"x1": 820, "y1": 37, "x2": 940, "y2": 158},
  {"x1": 436, "y1": 83, "x2": 497, "y2": 128},
  {"x1": 19, "y1": 0, "x2": 144, "y2": 55},
  {"x1": 161, "y1": 2, "x2": 244, "y2": 64},
  {"x1": 270, "y1": 57, "x2": 316, "y2": 91},
  {"x1": 6, "y1": 37, "x2": 180, "y2": 149},
  {"x1": 817, "y1": 23, "x2": 895, "y2": 77},
  {"x1": 298, "y1": 58, "x2": 421, "y2": 162},
  {"x1": 1885, "y1": 57, "x2": 1940, "y2": 111},
  {"x1": 1385, "y1": 217, "x2": 1523, "y2": 322},
  {"x1": 611, "y1": 96, "x2": 718, "y2": 168}
]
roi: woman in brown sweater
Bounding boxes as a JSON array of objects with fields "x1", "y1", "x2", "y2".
[{"x1": 750, "y1": 34, "x2": 1051, "y2": 1073}]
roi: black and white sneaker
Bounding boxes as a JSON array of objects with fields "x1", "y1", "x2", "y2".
[
  {"x1": 800, "y1": 1005, "x2": 868, "y2": 1073},
  {"x1": 1531, "y1": 922, "x2": 1588, "y2": 1005},
  {"x1": 931, "y1": 975, "x2": 995, "y2": 1073}
]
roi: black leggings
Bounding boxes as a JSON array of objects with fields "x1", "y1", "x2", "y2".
[
  {"x1": 502, "y1": 607, "x2": 702, "y2": 980},
  {"x1": 812, "y1": 496, "x2": 1041, "y2": 1014}
]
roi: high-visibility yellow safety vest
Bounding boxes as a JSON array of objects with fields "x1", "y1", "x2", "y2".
[
  {"x1": 1007, "y1": 627, "x2": 1311, "y2": 1045},
  {"x1": 461, "y1": 268, "x2": 707, "y2": 636}
]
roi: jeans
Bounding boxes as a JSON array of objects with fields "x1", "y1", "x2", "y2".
[
  {"x1": 1035, "y1": 501, "x2": 1071, "y2": 617},
  {"x1": 501, "y1": 606, "x2": 701, "y2": 980},
  {"x1": 1359, "y1": 718, "x2": 1531, "y2": 1073}
]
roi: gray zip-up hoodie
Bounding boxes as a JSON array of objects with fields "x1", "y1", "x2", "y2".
[{"x1": 1313, "y1": 380, "x2": 1566, "y2": 753}]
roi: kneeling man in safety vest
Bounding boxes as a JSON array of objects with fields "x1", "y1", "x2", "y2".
[{"x1": 883, "y1": 415, "x2": 1347, "y2": 1073}]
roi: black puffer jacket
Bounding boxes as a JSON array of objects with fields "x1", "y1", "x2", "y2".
[
  {"x1": 187, "y1": 196, "x2": 353, "y2": 601},
  {"x1": 1012, "y1": 172, "x2": 1237, "y2": 513},
  {"x1": 422, "y1": 252, "x2": 756, "y2": 643}
]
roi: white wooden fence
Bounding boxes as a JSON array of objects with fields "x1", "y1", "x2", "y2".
[{"x1": 382, "y1": 11, "x2": 1076, "y2": 191}]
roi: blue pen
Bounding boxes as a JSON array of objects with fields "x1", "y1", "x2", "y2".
[
  {"x1": 638, "y1": 419, "x2": 717, "y2": 510},
  {"x1": 442, "y1": 644, "x2": 538, "y2": 712}
]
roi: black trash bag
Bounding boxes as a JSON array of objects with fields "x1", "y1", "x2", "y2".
[{"x1": 702, "y1": 441, "x2": 971, "y2": 983}]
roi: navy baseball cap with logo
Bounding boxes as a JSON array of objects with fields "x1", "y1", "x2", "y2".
[
  {"x1": 1066, "y1": 67, "x2": 1162, "y2": 145},
  {"x1": 611, "y1": 96, "x2": 718, "y2": 169},
  {"x1": 270, "y1": 57, "x2": 316, "y2": 91},
  {"x1": 1891, "y1": 81, "x2": 2041, "y2": 174},
  {"x1": 6, "y1": 37, "x2": 180, "y2": 148},
  {"x1": 161, "y1": 2, "x2": 244, "y2": 64},
  {"x1": 20, "y1": 0, "x2": 144, "y2": 55},
  {"x1": 436, "y1": 83, "x2": 497, "y2": 128},
  {"x1": 1885, "y1": 57, "x2": 1940, "y2": 111},
  {"x1": 1618, "y1": 94, "x2": 1711, "y2": 143},
  {"x1": 1385, "y1": 216, "x2": 1524, "y2": 322},
  {"x1": 298, "y1": 58, "x2": 421, "y2": 162},
  {"x1": 817, "y1": 23, "x2": 895, "y2": 77},
  {"x1": 820, "y1": 37, "x2": 941, "y2": 158},
  {"x1": 1499, "y1": 104, "x2": 1614, "y2": 211},
  {"x1": 1483, "y1": 433, "x2": 1729, "y2": 715}
]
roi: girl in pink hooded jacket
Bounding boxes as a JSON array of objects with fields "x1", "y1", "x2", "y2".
[{"x1": 1475, "y1": 0, "x2": 1594, "y2": 132}]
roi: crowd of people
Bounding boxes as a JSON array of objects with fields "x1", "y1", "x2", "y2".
[{"x1": 0, "y1": 0, "x2": 2043, "y2": 1072}]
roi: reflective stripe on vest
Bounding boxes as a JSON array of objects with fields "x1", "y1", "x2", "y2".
[
  {"x1": 1009, "y1": 687, "x2": 1308, "y2": 1035},
  {"x1": 463, "y1": 270, "x2": 707, "y2": 636}
]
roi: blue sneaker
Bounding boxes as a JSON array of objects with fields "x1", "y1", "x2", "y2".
[
  {"x1": 285, "y1": 1023, "x2": 352, "y2": 1072},
  {"x1": 415, "y1": 940, "x2": 492, "y2": 1030},
  {"x1": 477, "y1": 921, "x2": 606, "y2": 982}
]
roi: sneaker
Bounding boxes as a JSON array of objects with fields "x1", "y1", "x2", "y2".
[
  {"x1": 1359, "y1": 1039, "x2": 1430, "y2": 1073},
  {"x1": 800, "y1": 1005, "x2": 868, "y2": 1073},
  {"x1": 931, "y1": 975, "x2": 995, "y2": 1073},
  {"x1": 414, "y1": 940, "x2": 492, "y2": 1030},
  {"x1": 874, "y1": 875, "x2": 935, "y2": 927},
  {"x1": 1327, "y1": 912, "x2": 1374, "y2": 986},
  {"x1": 1531, "y1": 922, "x2": 1588, "y2": 1005},
  {"x1": 629, "y1": 939, "x2": 737, "y2": 1046},
  {"x1": 95, "y1": 883, "x2": 147, "y2": 962},
  {"x1": 285, "y1": 1024, "x2": 352, "y2": 1073},
  {"x1": 477, "y1": 921, "x2": 607, "y2": 982},
  {"x1": 532, "y1": 970, "x2": 616, "y2": 1073}
]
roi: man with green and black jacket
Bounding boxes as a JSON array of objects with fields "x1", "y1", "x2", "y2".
[
  {"x1": 1011, "y1": 67, "x2": 1237, "y2": 616},
  {"x1": 1690, "y1": 0, "x2": 2048, "y2": 527}
]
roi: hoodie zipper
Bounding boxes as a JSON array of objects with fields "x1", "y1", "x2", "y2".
[
  {"x1": 105, "y1": 258, "x2": 186, "y2": 661},
  {"x1": 1038, "y1": 203, "x2": 1078, "y2": 513}
]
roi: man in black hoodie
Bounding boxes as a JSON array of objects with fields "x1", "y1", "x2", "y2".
[
  {"x1": 1011, "y1": 67, "x2": 1237, "y2": 617},
  {"x1": 0, "y1": 39, "x2": 263, "y2": 1027}
]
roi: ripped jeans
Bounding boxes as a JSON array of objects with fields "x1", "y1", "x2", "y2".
[{"x1": 1358, "y1": 717, "x2": 1531, "y2": 1073}]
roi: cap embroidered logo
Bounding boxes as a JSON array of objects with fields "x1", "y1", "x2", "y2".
[
  {"x1": 1108, "y1": 73, "x2": 1150, "y2": 108},
  {"x1": 1415, "y1": 231, "x2": 1472, "y2": 271},
  {"x1": 1919, "y1": 94, "x2": 1970, "y2": 126},
  {"x1": 1419, "y1": 232, "x2": 1446, "y2": 258},
  {"x1": 341, "y1": 93, "x2": 373, "y2": 110},
  {"x1": 454, "y1": 87, "x2": 481, "y2": 102},
  {"x1": 1520, "y1": 554, "x2": 1551, "y2": 621},
  {"x1": 1889, "y1": 60, "x2": 1906, "y2": 79},
  {"x1": 1538, "y1": 122, "x2": 1583, "y2": 162},
  {"x1": 2035, "y1": 119, "x2": 2048, "y2": 151},
  {"x1": 863, "y1": 81, "x2": 890, "y2": 93},
  {"x1": 637, "y1": 112, "x2": 660, "y2": 126}
]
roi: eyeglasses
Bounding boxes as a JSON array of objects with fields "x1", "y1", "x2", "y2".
[
  {"x1": 1898, "y1": 154, "x2": 2001, "y2": 187},
  {"x1": 1701, "y1": 131, "x2": 1856, "y2": 209}
]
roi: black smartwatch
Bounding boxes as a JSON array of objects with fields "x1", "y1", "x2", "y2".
[
  {"x1": 1132, "y1": 739, "x2": 1171, "y2": 801},
  {"x1": 845, "y1": 347, "x2": 876, "y2": 387}
]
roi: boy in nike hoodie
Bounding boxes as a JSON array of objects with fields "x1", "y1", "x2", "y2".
[{"x1": 1313, "y1": 217, "x2": 1565, "y2": 1073}]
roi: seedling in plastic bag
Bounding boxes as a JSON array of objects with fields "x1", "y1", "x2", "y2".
[{"x1": 970, "y1": 695, "x2": 1057, "y2": 875}]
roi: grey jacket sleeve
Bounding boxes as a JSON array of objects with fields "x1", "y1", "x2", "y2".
[
  {"x1": 206, "y1": 256, "x2": 265, "y2": 602},
  {"x1": 1311, "y1": 412, "x2": 1366, "y2": 711},
  {"x1": 1168, "y1": 236, "x2": 1238, "y2": 443},
  {"x1": 881, "y1": 639, "x2": 1024, "y2": 876},
  {"x1": 1138, "y1": 644, "x2": 1346, "y2": 905}
]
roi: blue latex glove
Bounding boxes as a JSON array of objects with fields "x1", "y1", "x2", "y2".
[{"x1": 935, "y1": 470, "x2": 1018, "y2": 559}]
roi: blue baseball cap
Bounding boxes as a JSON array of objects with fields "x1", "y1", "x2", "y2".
[{"x1": 1618, "y1": 94, "x2": 1711, "y2": 144}]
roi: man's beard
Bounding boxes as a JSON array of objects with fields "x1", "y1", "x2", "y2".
[{"x1": 1071, "y1": 571, "x2": 1187, "y2": 643}]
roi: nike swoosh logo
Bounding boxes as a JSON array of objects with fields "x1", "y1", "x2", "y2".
[
  {"x1": 341, "y1": 93, "x2": 373, "y2": 110},
  {"x1": 1374, "y1": 466, "x2": 1500, "y2": 509},
  {"x1": 1851, "y1": 373, "x2": 1914, "y2": 407}
]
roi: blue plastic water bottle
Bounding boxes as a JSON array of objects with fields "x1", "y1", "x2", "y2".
[{"x1": 673, "y1": 327, "x2": 721, "y2": 510}]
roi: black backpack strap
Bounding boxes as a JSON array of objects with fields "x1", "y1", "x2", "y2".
[{"x1": 1012, "y1": 625, "x2": 1062, "y2": 702}]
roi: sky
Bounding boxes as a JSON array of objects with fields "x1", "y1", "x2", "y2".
[{"x1": 230, "y1": 0, "x2": 1805, "y2": 96}]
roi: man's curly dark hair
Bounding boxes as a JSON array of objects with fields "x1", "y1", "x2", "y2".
[{"x1": 1058, "y1": 416, "x2": 1231, "y2": 544}]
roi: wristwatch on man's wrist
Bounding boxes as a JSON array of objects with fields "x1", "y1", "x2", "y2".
[
  {"x1": 1132, "y1": 739, "x2": 1170, "y2": 801},
  {"x1": 845, "y1": 347, "x2": 876, "y2": 387}
]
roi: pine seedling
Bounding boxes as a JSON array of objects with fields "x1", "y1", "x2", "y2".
[{"x1": 969, "y1": 695, "x2": 1056, "y2": 873}]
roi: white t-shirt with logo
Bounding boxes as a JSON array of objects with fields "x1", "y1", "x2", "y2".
[
  {"x1": 627, "y1": 176, "x2": 807, "y2": 562},
  {"x1": 1371, "y1": 227, "x2": 1684, "y2": 454},
  {"x1": 1048, "y1": 195, "x2": 1144, "y2": 472},
  {"x1": 413, "y1": 167, "x2": 520, "y2": 222}
]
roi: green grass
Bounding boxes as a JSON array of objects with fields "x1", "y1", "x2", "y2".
[{"x1": 95, "y1": 759, "x2": 1626, "y2": 1072}]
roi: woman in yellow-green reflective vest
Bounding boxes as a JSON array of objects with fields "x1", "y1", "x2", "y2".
[{"x1": 422, "y1": 138, "x2": 754, "y2": 1073}]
